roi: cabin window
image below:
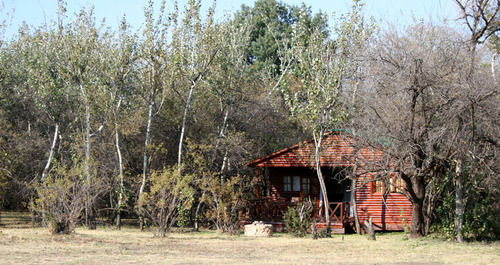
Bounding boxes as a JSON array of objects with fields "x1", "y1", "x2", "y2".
[
  {"x1": 283, "y1": 176, "x2": 291, "y2": 192},
  {"x1": 390, "y1": 174, "x2": 403, "y2": 192},
  {"x1": 293, "y1": 176, "x2": 301, "y2": 191},
  {"x1": 301, "y1": 177, "x2": 310, "y2": 195},
  {"x1": 373, "y1": 179, "x2": 384, "y2": 193},
  {"x1": 283, "y1": 176, "x2": 310, "y2": 194}
]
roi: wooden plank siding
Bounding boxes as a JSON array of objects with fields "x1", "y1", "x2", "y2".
[
  {"x1": 356, "y1": 178, "x2": 412, "y2": 230},
  {"x1": 247, "y1": 131, "x2": 413, "y2": 232}
]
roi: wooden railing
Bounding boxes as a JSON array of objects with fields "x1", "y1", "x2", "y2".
[
  {"x1": 243, "y1": 198, "x2": 353, "y2": 224},
  {"x1": 327, "y1": 202, "x2": 351, "y2": 224},
  {"x1": 244, "y1": 198, "x2": 290, "y2": 221}
]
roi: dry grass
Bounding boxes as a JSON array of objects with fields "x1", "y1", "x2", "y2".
[{"x1": 0, "y1": 212, "x2": 498, "y2": 264}]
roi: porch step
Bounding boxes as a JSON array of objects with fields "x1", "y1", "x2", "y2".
[{"x1": 314, "y1": 223, "x2": 345, "y2": 234}]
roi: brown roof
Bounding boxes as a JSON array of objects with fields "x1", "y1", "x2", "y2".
[{"x1": 247, "y1": 132, "x2": 382, "y2": 168}]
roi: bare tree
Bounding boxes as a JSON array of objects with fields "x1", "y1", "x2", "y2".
[
  {"x1": 359, "y1": 22, "x2": 498, "y2": 238},
  {"x1": 454, "y1": 0, "x2": 499, "y2": 242}
]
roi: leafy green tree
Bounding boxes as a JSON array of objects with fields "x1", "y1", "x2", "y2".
[
  {"x1": 234, "y1": 0, "x2": 328, "y2": 73},
  {"x1": 136, "y1": 0, "x2": 172, "y2": 230},
  {"x1": 280, "y1": 0, "x2": 372, "y2": 236},
  {"x1": 57, "y1": 7, "x2": 112, "y2": 228},
  {"x1": 105, "y1": 17, "x2": 139, "y2": 229},
  {"x1": 172, "y1": 0, "x2": 219, "y2": 175}
]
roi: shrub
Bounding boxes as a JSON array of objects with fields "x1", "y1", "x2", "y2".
[
  {"x1": 138, "y1": 166, "x2": 195, "y2": 237},
  {"x1": 433, "y1": 171, "x2": 500, "y2": 241},
  {"x1": 30, "y1": 163, "x2": 87, "y2": 234},
  {"x1": 202, "y1": 174, "x2": 248, "y2": 234},
  {"x1": 284, "y1": 201, "x2": 313, "y2": 237}
]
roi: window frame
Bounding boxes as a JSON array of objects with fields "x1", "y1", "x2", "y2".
[
  {"x1": 283, "y1": 176, "x2": 291, "y2": 192},
  {"x1": 282, "y1": 175, "x2": 311, "y2": 195}
]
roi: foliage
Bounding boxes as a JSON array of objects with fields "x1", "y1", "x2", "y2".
[
  {"x1": 138, "y1": 166, "x2": 194, "y2": 237},
  {"x1": 30, "y1": 161, "x2": 87, "y2": 234},
  {"x1": 283, "y1": 201, "x2": 313, "y2": 237},
  {"x1": 204, "y1": 174, "x2": 250, "y2": 234},
  {"x1": 433, "y1": 169, "x2": 500, "y2": 241},
  {"x1": 234, "y1": 0, "x2": 328, "y2": 73},
  {"x1": 0, "y1": 0, "x2": 498, "y2": 243}
]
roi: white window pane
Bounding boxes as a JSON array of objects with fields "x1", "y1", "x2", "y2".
[
  {"x1": 293, "y1": 176, "x2": 300, "y2": 191},
  {"x1": 283, "y1": 176, "x2": 291, "y2": 192}
]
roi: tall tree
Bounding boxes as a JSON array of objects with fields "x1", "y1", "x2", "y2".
[
  {"x1": 234, "y1": 0, "x2": 328, "y2": 72},
  {"x1": 172, "y1": 0, "x2": 218, "y2": 175},
  {"x1": 280, "y1": 0, "x2": 371, "y2": 236},
  {"x1": 137, "y1": 0, "x2": 171, "y2": 230},
  {"x1": 358, "y1": 21, "x2": 498, "y2": 238},
  {"x1": 106, "y1": 17, "x2": 138, "y2": 229},
  {"x1": 57, "y1": 6, "x2": 111, "y2": 228},
  {"x1": 453, "y1": 0, "x2": 499, "y2": 242}
]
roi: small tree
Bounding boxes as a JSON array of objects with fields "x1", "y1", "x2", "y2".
[
  {"x1": 138, "y1": 166, "x2": 194, "y2": 237},
  {"x1": 284, "y1": 201, "x2": 313, "y2": 237},
  {"x1": 31, "y1": 161, "x2": 87, "y2": 234}
]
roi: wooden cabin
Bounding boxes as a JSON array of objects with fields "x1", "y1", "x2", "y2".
[{"x1": 245, "y1": 131, "x2": 412, "y2": 233}]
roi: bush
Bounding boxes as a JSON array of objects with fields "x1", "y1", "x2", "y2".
[
  {"x1": 284, "y1": 201, "x2": 313, "y2": 237},
  {"x1": 202, "y1": 174, "x2": 248, "y2": 234},
  {"x1": 433, "y1": 172, "x2": 500, "y2": 241},
  {"x1": 138, "y1": 166, "x2": 195, "y2": 237},
  {"x1": 30, "y1": 163, "x2": 87, "y2": 234}
]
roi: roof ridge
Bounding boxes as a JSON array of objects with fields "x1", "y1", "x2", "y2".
[{"x1": 246, "y1": 131, "x2": 350, "y2": 167}]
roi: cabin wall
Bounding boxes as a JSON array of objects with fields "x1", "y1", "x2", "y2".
[
  {"x1": 355, "y1": 174, "x2": 412, "y2": 231},
  {"x1": 268, "y1": 167, "x2": 320, "y2": 203}
]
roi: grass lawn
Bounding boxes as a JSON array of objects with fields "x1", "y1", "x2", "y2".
[{"x1": 0, "y1": 212, "x2": 498, "y2": 264}]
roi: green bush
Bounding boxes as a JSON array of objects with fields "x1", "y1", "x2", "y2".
[
  {"x1": 138, "y1": 166, "x2": 195, "y2": 237},
  {"x1": 433, "y1": 173, "x2": 499, "y2": 241},
  {"x1": 284, "y1": 202, "x2": 312, "y2": 237},
  {"x1": 30, "y1": 164, "x2": 87, "y2": 234}
]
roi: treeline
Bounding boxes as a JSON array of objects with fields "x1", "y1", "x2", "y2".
[{"x1": 0, "y1": 0, "x2": 498, "y2": 240}]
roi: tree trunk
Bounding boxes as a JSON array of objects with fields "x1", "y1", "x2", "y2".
[
  {"x1": 351, "y1": 177, "x2": 361, "y2": 234},
  {"x1": 193, "y1": 190, "x2": 206, "y2": 231},
  {"x1": 410, "y1": 197, "x2": 425, "y2": 238},
  {"x1": 491, "y1": 52, "x2": 496, "y2": 82},
  {"x1": 80, "y1": 83, "x2": 95, "y2": 229},
  {"x1": 313, "y1": 132, "x2": 331, "y2": 236},
  {"x1": 177, "y1": 81, "x2": 196, "y2": 175},
  {"x1": 455, "y1": 159, "x2": 464, "y2": 242},
  {"x1": 114, "y1": 97, "x2": 124, "y2": 230},
  {"x1": 41, "y1": 123, "x2": 59, "y2": 183},
  {"x1": 139, "y1": 88, "x2": 154, "y2": 231}
]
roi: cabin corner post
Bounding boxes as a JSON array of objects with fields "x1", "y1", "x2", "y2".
[{"x1": 255, "y1": 168, "x2": 261, "y2": 199}]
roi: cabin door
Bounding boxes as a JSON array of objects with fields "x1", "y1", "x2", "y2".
[{"x1": 325, "y1": 177, "x2": 351, "y2": 203}]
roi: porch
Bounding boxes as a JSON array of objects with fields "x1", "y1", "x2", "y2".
[{"x1": 242, "y1": 199, "x2": 355, "y2": 233}]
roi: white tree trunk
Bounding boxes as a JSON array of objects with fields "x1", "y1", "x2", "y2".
[
  {"x1": 177, "y1": 81, "x2": 196, "y2": 175},
  {"x1": 114, "y1": 97, "x2": 124, "y2": 229},
  {"x1": 455, "y1": 159, "x2": 464, "y2": 242},
  {"x1": 314, "y1": 131, "x2": 331, "y2": 236},
  {"x1": 138, "y1": 87, "x2": 154, "y2": 231},
  {"x1": 41, "y1": 123, "x2": 59, "y2": 183},
  {"x1": 492, "y1": 52, "x2": 497, "y2": 82},
  {"x1": 351, "y1": 176, "x2": 361, "y2": 234},
  {"x1": 79, "y1": 83, "x2": 94, "y2": 228},
  {"x1": 139, "y1": 92, "x2": 153, "y2": 198}
]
